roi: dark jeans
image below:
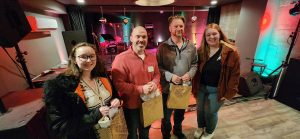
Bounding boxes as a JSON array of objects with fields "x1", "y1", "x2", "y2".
[
  {"x1": 196, "y1": 85, "x2": 223, "y2": 134},
  {"x1": 123, "y1": 108, "x2": 151, "y2": 139},
  {"x1": 161, "y1": 93, "x2": 185, "y2": 138}
]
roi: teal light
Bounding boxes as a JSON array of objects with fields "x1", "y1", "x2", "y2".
[
  {"x1": 119, "y1": 16, "x2": 131, "y2": 44},
  {"x1": 254, "y1": 21, "x2": 287, "y2": 77},
  {"x1": 254, "y1": 29, "x2": 273, "y2": 77},
  {"x1": 99, "y1": 36, "x2": 105, "y2": 43},
  {"x1": 262, "y1": 34, "x2": 287, "y2": 76},
  {"x1": 180, "y1": 11, "x2": 185, "y2": 17},
  {"x1": 253, "y1": 1, "x2": 294, "y2": 77},
  {"x1": 249, "y1": 0, "x2": 299, "y2": 78},
  {"x1": 253, "y1": 7, "x2": 288, "y2": 77}
]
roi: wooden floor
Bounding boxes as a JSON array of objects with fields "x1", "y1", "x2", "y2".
[{"x1": 149, "y1": 99, "x2": 300, "y2": 139}]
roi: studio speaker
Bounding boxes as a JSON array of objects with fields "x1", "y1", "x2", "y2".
[
  {"x1": 276, "y1": 58, "x2": 300, "y2": 111},
  {"x1": 62, "y1": 31, "x2": 87, "y2": 56},
  {"x1": 0, "y1": 0, "x2": 31, "y2": 47},
  {"x1": 238, "y1": 72, "x2": 263, "y2": 97}
]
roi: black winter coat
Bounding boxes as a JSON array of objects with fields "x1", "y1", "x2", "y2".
[{"x1": 44, "y1": 74, "x2": 117, "y2": 139}]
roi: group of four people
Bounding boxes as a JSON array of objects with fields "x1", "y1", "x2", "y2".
[{"x1": 44, "y1": 15, "x2": 240, "y2": 139}]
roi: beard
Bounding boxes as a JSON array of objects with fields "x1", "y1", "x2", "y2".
[
  {"x1": 176, "y1": 33, "x2": 183, "y2": 37},
  {"x1": 133, "y1": 41, "x2": 147, "y2": 53},
  {"x1": 175, "y1": 30, "x2": 184, "y2": 37}
]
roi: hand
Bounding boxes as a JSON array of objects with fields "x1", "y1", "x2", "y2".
[
  {"x1": 147, "y1": 81, "x2": 157, "y2": 93},
  {"x1": 99, "y1": 106, "x2": 110, "y2": 116},
  {"x1": 110, "y1": 98, "x2": 120, "y2": 108},
  {"x1": 142, "y1": 84, "x2": 151, "y2": 95},
  {"x1": 181, "y1": 73, "x2": 191, "y2": 82},
  {"x1": 171, "y1": 74, "x2": 181, "y2": 85}
]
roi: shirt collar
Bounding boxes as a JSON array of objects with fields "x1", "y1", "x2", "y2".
[{"x1": 166, "y1": 37, "x2": 189, "y2": 49}]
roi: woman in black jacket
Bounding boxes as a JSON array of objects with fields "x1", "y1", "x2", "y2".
[{"x1": 44, "y1": 42, "x2": 120, "y2": 139}]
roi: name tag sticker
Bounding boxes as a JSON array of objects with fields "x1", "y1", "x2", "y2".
[{"x1": 148, "y1": 66, "x2": 154, "y2": 72}]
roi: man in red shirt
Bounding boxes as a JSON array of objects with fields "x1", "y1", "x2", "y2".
[{"x1": 111, "y1": 26, "x2": 160, "y2": 139}]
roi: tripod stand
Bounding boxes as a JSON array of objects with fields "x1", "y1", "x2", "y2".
[{"x1": 271, "y1": 18, "x2": 300, "y2": 98}]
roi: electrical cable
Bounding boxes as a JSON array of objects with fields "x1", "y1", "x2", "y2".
[
  {"x1": 2, "y1": 47, "x2": 37, "y2": 78},
  {"x1": 2, "y1": 47, "x2": 26, "y2": 79}
]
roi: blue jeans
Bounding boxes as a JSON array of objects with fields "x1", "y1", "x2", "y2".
[
  {"x1": 123, "y1": 108, "x2": 151, "y2": 139},
  {"x1": 196, "y1": 85, "x2": 223, "y2": 134},
  {"x1": 161, "y1": 93, "x2": 185, "y2": 138}
]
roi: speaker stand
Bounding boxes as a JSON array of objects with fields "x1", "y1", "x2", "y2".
[
  {"x1": 15, "y1": 44, "x2": 34, "y2": 89},
  {"x1": 272, "y1": 18, "x2": 300, "y2": 98}
]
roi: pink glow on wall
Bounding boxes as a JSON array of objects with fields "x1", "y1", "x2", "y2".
[
  {"x1": 184, "y1": 11, "x2": 208, "y2": 48},
  {"x1": 255, "y1": 0, "x2": 300, "y2": 76}
]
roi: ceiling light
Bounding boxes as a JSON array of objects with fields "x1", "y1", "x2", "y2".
[
  {"x1": 135, "y1": 0, "x2": 175, "y2": 6},
  {"x1": 191, "y1": 16, "x2": 197, "y2": 23},
  {"x1": 99, "y1": 6, "x2": 106, "y2": 24},
  {"x1": 210, "y1": 0, "x2": 218, "y2": 5},
  {"x1": 77, "y1": 0, "x2": 85, "y2": 4},
  {"x1": 99, "y1": 17, "x2": 107, "y2": 24}
]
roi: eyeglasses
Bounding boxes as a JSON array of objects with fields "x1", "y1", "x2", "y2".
[{"x1": 77, "y1": 54, "x2": 97, "y2": 61}]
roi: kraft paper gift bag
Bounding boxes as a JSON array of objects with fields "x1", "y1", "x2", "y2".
[
  {"x1": 95, "y1": 108, "x2": 128, "y2": 139},
  {"x1": 141, "y1": 93, "x2": 164, "y2": 127},
  {"x1": 167, "y1": 84, "x2": 192, "y2": 109}
]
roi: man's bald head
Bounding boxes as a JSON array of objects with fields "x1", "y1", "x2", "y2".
[{"x1": 131, "y1": 26, "x2": 147, "y2": 36}]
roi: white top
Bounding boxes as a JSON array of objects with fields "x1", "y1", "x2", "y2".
[{"x1": 80, "y1": 78, "x2": 111, "y2": 110}]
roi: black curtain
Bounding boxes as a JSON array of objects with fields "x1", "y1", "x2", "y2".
[
  {"x1": 66, "y1": 6, "x2": 99, "y2": 51},
  {"x1": 206, "y1": 6, "x2": 221, "y2": 24},
  {"x1": 66, "y1": 6, "x2": 86, "y2": 31},
  {"x1": 83, "y1": 13, "x2": 95, "y2": 46}
]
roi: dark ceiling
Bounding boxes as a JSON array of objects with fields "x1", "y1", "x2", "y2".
[
  {"x1": 20, "y1": 0, "x2": 242, "y2": 14},
  {"x1": 55, "y1": 0, "x2": 240, "y2": 6}
]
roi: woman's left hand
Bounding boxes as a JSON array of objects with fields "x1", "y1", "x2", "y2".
[{"x1": 110, "y1": 98, "x2": 120, "y2": 108}]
